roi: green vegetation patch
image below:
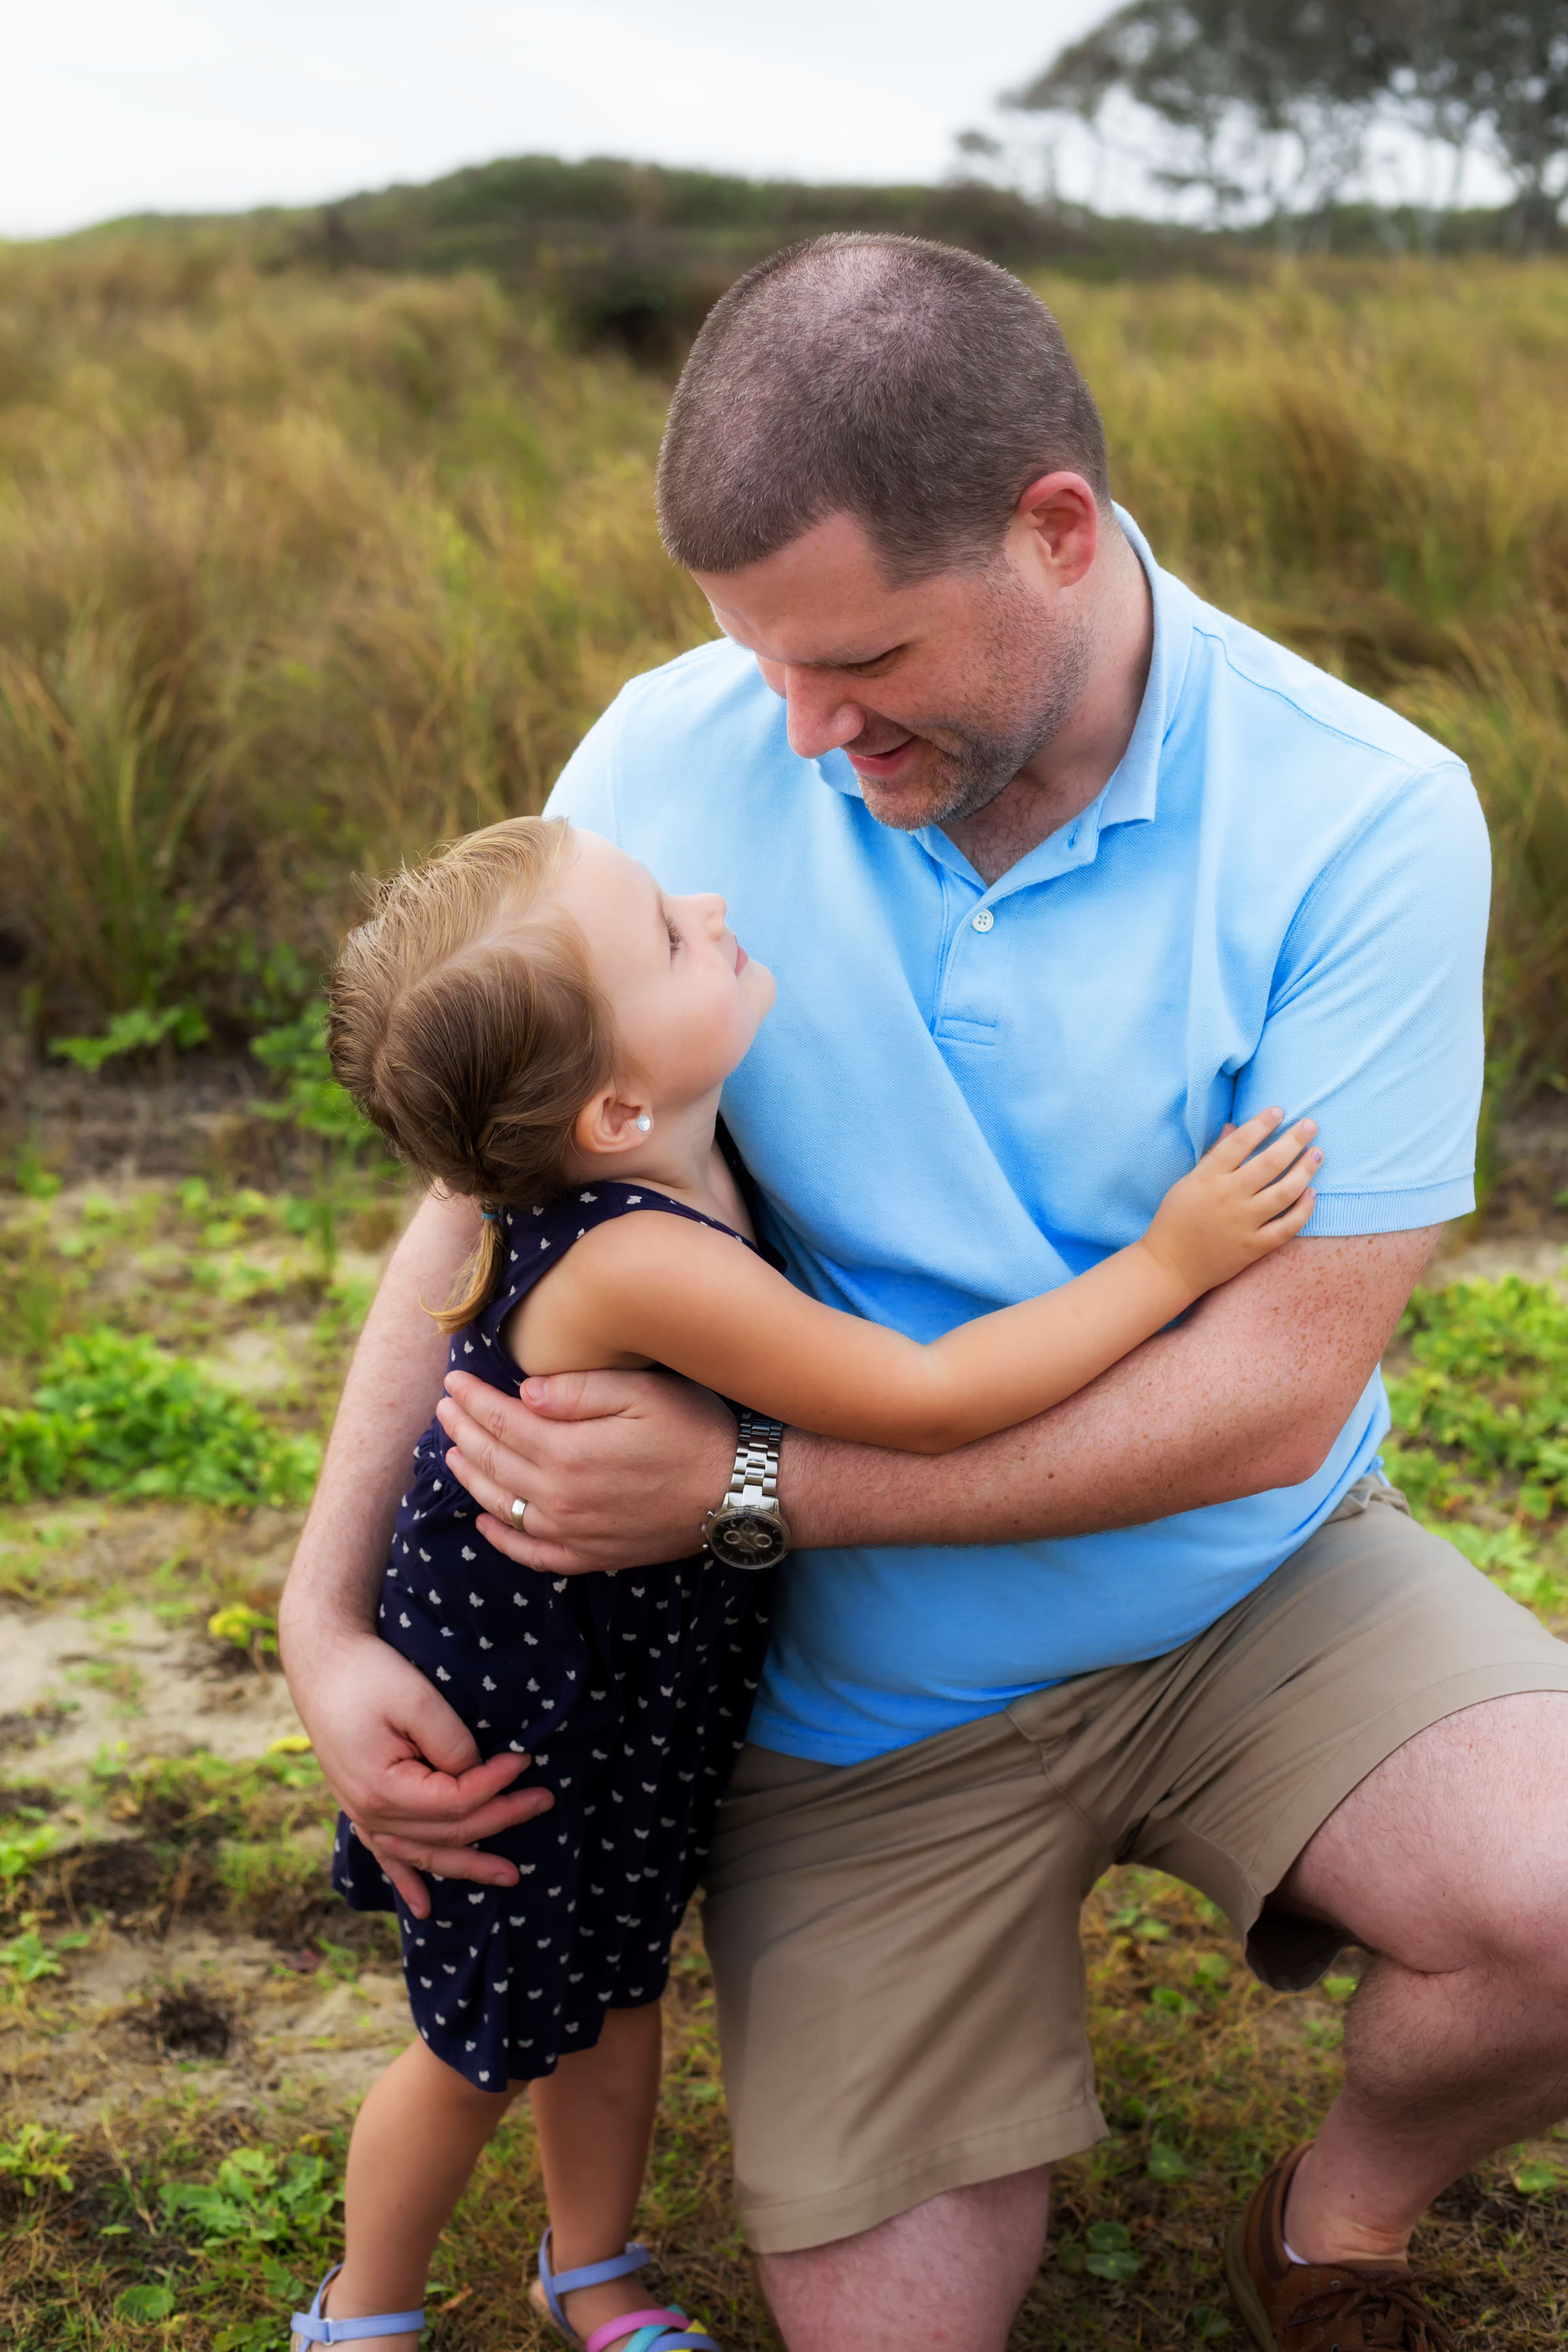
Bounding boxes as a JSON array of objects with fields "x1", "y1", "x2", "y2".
[
  {"x1": 0, "y1": 1328, "x2": 319, "y2": 1509},
  {"x1": 1389, "y1": 1277, "x2": 1568, "y2": 1516},
  {"x1": 0, "y1": 1181, "x2": 1561, "y2": 2342}
]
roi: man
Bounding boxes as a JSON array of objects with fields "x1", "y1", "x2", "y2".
[{"x1": 281, "y1": 236, "x2": 1568, "y2": 2352}]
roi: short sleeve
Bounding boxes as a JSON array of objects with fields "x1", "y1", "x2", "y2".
[
  {"x1": 543, "y1": 691, "x2": 625, "y2": 834},
  {"x1": 1233, "y1": 762, "x2": 1489, "y2": 1235}
]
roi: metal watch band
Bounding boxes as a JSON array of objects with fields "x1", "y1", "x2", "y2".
[{"x1": 724, "y1": 1413, "x2": 785, "y2": 1512}]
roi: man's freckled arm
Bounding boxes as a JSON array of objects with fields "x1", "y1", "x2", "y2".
[{"x1": 776, "y1": 1231, "x2": 1439, "y2": 1553}]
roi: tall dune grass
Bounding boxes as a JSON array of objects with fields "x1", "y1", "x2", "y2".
[
  {"x1": 0, "y1": 239, "x2": 1564, "y2": 1097},
  {"x1": 0, "y1": 240, "x2": 708, "y2": 1032},
  {"x1": 1052, "y1": 261, "x2": 1568, "y2": 1098}
]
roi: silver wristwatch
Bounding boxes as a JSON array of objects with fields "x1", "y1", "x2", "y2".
[{"x1": 701, "y1": 1412, "x2": 792, "y2": 1569}]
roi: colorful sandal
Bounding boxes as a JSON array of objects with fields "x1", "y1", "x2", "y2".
[
  {"x1": 532, "y1": 2231, "x2": 721, "y2": 2352},
  {"x1": 289, "y1": 2263, "x2": 425, "y2": 2345}
]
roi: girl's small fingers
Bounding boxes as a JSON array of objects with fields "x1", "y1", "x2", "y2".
[
  {"x1": 1262, "y1": 1185, "x2": 1316, "y2": 1234},
  {"x1": 1249, "y1": 1135, "x2": 1322, "y2": 1190},
  {"x1": 1255, "y1": 1158, "x2": 1320, "y2": 1216},
  {"x1": 1213, "y1": 1105, "x2": 1269, "y2": 1171},
  {"x1": 1241, "y1": 1119, "x2": 1318, "y2": 1181},
  {"x1": 1233, "y1": 1105, "x2": 1286, "y2": 1148},
  {"x1": 1210, "y1": 1106, "x2": 1284, "y2": 1170}
]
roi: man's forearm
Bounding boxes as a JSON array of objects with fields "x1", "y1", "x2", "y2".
[
  {"x1": 780, "y1": 1230, "x2": 1437, "y2": 1552},
  {"x1": 280, "y1": 1190, "x2": 478, "y2": 1656}
]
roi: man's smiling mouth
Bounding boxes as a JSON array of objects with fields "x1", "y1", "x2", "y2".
[{"x1": 847, "y1": 734, "x2": 918, "y2": 776}]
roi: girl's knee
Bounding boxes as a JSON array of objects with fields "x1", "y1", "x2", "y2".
[{"x1": 403, "y1": 2034, "x2": 522, "y2": 2108}]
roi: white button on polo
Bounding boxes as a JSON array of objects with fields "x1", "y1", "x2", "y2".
[{"x1": 972, "y1": 908, "x2": 995, "y2": 932}]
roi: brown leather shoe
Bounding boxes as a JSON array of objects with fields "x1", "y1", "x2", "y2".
[{"x1": 1224, "y1": 2143, "x2": 1458, "y2": 2351}]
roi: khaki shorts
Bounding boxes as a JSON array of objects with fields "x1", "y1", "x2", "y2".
[{"x1": 700, "y1": 1480, "x2": 1568, "y2": 2253}]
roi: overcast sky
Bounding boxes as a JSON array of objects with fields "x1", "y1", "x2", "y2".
[{"x1": 0, "y1": 0, "x2": 1117, "y2": 238}]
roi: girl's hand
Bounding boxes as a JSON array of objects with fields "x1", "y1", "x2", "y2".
[{"x1": 1142, "y1": 1108, "x2": 1322, "y2": 1296}]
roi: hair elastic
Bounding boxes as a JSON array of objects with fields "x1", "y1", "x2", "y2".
[{"x1": 480, "y1": 1208, "x2": 500, "y2": 1222}]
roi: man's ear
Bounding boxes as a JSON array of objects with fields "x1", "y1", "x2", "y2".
[
  {"x1": 1011, "y1": 471, "x2": 1100, "y2": 587},
  {"x1": 573, "y1": 1088, "x2": 653, "y2": 1164}
]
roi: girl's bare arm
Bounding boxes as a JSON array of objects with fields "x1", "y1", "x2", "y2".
[{"x1": 525, "y1": 1110, "x2": 1320, "y2": 1454}]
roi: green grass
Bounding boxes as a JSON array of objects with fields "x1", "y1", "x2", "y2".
[{"x1": 0, "y1": 1175, "x2": 1565, "y2": 2345}]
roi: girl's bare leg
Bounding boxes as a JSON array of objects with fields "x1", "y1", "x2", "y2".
[
  {"x1": 299, "y1": 2035, "x2": 519, "y2": 2352},
  {"x1": 529, "y1": 2000, "x2": 666, "y2": 2340}
]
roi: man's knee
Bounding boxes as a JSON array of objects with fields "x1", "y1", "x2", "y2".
[
  {"x1": 757, "y1": 2168, "x2": 1053, "y2": 2352},
  {"x1": 1288, "y1": 1691, "x2": 1568, "y2": 1980}
]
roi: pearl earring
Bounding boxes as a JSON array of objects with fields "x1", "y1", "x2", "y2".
[{"x1": 635, "y1": 1113, "x2": 653, "y2": 1133}]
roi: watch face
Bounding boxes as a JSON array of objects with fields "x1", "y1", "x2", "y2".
[{"x1": 709, "y1": 1509, "x2": 787, "y2": 1569}]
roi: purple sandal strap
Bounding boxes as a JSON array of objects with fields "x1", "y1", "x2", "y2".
[
  {"x1": 292, "y1": 2263, "x2": 425, "y2": 2343},
  {"x1": 537, "y1": 2230, "x2": 651, "y2": 2325}
]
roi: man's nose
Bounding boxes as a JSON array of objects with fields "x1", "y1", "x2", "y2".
[{"x1": 782, "y1": 667, "x2": 864, "y2": 760}]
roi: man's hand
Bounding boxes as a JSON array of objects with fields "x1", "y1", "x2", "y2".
[
  {"x1": 287, "y1": 1631, "x2": 556, "y2": 1916},
  {"x1": 439, "y1": 1229, "x2": 1439, "y2": 1568},
  {"x1": 437, "y1": 1367, "x2": 738, "y2": 1573}
]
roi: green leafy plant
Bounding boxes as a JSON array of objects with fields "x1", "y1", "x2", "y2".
[
  {"x1": 0, "y1": 1815, "x2": 59, "y2": 1884},
  {"x1": 1085, "y1": 2219, "x2": 1142, "y2": 2283},
  {"x1": 0, "y1": 2121, "x2": 74, "y2": 2197},
  {"x1": 0, "y1": 1328, "x2": 319, "y2": 1508},
  {"x1": 1389, "y1": 1279, "x2": 1568, "y2": 1511},
  {"x1": 10, "y1": 1139, "x2": 62, "y2": 1201},
  {"x1": 50, "y1": 1001, "x2": 210, "y2": 1073},
  {"x1": 116, "y1": 2283, "x2": 178, "y2": 2323},
  {"x1": 207, "y1": 1601, "x2": 280, "y2": 1659},
  {"x1": 0, "y1": 1920, "x2": 89, "y2": 1987},
  {"x1": 252, "y1": 1010, "x2": 378, "y2": 1154},
  {"x1": 159, "y1": 2144, "x2": 338, "y2": 2247}
]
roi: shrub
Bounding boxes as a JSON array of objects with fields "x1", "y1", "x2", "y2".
[{"x1": 0, "y1": 1328, "x2": 319, "y2": 1508}]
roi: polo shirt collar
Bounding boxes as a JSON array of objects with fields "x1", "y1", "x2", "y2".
[{"x1": 811, "y1": 506, "x2": 1193, "y2": 892}]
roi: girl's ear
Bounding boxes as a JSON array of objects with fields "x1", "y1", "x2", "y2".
[{"x1": 574, "y1": 1088, "x2": 653, "y2": 1163}]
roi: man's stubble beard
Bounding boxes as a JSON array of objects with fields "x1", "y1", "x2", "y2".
[{"x1": 862, "y1": 577, "x2": 1096, "y2": 836}]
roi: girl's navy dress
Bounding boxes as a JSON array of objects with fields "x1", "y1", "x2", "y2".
[{"x1": 333, "y1": 1182, "x2": 775, "y2": 2090}]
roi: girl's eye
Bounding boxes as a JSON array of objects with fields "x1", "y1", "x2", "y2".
[{"x1": 666, "y1": 921, "x2": 681, "y2": 954}]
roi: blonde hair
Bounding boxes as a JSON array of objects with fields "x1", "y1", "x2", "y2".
[{"x1": 328, "y1": 817, "x2": 617, "y2": 1330}]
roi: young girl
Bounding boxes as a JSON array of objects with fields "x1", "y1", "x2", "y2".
[{"x1": 289, "y1": 815, "x2": 1320, "y2": 2352}]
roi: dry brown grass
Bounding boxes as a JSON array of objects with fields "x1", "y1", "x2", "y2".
[{"x1": 0, "y1": 242, "x2": 1566, "y2": 1103}]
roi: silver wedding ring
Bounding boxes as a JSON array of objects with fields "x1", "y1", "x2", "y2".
[{"x1": 508, "y1": 1496, "x2": 529, "y2": 1530}]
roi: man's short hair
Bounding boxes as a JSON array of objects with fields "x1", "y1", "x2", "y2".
[{"x1": 656, "y1": 234, "x2": 1111, "y2": 585}]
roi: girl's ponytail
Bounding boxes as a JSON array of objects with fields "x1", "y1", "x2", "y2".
[{"x1": 433, "y1": 1204, "x2": 506, "y2": 1336}]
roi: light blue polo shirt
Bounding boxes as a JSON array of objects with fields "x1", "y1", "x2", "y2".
[{"x1": 547, "y1": 512, "x2": 1488, "y2": 1765}]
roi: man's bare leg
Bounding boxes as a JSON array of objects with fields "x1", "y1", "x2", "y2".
[
  {"x1": 757, "y1": 2166, "x2": 1052, "y2": 2352},
  {"x1": 1269, "y1": 1691, "x2": 1568, "y2": 2263}
]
